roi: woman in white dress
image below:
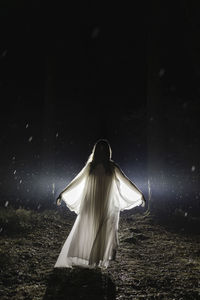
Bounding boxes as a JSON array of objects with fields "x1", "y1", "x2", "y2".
[{"x1": 54, "y1": 139, "x2": 145, "y2": 269}]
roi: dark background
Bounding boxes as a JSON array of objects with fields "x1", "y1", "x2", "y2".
[{"x1": 0, "y1": 2, "x2": 199, "y2": 214}]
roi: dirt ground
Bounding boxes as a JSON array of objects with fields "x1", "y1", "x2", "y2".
[{"x1": 0, "y1": 207, "x2": 200, "y2": 299}]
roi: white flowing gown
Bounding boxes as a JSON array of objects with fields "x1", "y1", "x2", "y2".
[{"x1": 54, "y1": 162, "x2": 144, "y2": 269}]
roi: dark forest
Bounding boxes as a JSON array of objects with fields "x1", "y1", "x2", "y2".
[{"x1": 0, "y1": 1, "x2": 200, "y2": 299}]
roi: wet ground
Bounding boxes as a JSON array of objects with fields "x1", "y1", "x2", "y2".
[{"x1": 0, "y1": 207, "x2": 200, "y2": 299}]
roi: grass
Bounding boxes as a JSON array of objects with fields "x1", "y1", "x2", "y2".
[{"x1": 0, "y1": 206, "x2": 200, "y2": 299}]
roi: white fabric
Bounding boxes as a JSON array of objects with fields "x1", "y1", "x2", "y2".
[{"x1": 54, "y1": 162, "x2": 144, "y2": 269}]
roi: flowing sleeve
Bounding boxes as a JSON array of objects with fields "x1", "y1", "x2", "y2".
[
  {"x1": 60, "y1": 164, "x2": 89, "y2": 214},
  {"x1": 114, "y1": 164, "x2": 145, "y2": 211}
]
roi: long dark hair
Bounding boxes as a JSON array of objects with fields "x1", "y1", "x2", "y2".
[{"x1": 88, "y1": 139, "x2": 114, "y2": 174}]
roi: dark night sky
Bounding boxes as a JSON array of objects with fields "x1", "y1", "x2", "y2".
[{"x1": 0, "y1": 2, "x2": 200, "y2": 211}]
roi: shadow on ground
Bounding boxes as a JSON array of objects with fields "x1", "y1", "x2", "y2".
[{"x1": 43, "y1": 267, "x2": 116, "y2": 300}]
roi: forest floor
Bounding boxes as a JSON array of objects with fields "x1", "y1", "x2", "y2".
[{"x1": 0, "y1": 206, "x2": 200, "y2": 300}]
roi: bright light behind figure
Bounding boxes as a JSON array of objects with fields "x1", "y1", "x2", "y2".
[
  {"x1": 36, "y1": 175, "x2": 72, "y2": 199},
  {"x1": 4, "y1": 159, "x2": 199, "y2": 211}
]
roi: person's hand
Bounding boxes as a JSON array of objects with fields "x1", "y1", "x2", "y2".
[{"x1": 56, "y1": 195, "x2": 62, "y2": 206}]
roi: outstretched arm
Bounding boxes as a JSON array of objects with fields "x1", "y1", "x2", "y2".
[
  {"x1": 56, "y1": 164, "x2": 89, "y2": 206},
  {"x1": 115, "y1": 164, "x2": 146, "y2": 206}
]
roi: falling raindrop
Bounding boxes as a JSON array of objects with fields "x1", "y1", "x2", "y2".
[
  {"x1": 191, "y1": 166, "x2": 195, "y2": 172},
  {"x1": 28, "y1": 136, "x2": 33, "y2": 142},
  {"x1": 5, "y1": 201, "x2": 9, "y2": 207},
  {"x1": 26, "y1": 123, "x2": 29, "y2": 128},
  {"x1": 13, "y1": 170, "x2": 16, "y2": 174}
]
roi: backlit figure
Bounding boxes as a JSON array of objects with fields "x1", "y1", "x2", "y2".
[{"x1": 54, "y1": 139, "x2": 145, "y2": 269}]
